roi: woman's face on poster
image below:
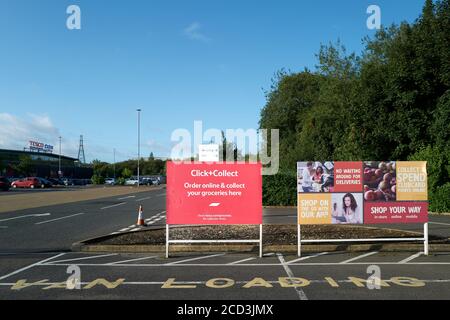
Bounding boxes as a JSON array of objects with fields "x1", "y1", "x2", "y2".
[{"x1": 344, "y1": 196, "x2": 352, "y2": 208}]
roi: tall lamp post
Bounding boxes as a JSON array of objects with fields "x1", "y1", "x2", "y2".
[
  {"x1": 58, "y1": 136, "x2": 62, "y2": 178},
  {"x1": 137, "y1": 109, "x2": 141, "y2": 188},
  {"x1": 113, "y1": 148, "x2": 116, "y2": 180}
]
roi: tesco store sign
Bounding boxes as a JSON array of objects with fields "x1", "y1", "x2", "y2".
[{"x1": 29, "y1": 140, "x2": 54, "y2": 153}]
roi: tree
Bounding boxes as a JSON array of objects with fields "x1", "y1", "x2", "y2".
[
  {"x1": 257, "y1": 0, "x2": 450, "y2": 210},
  {"x1": 122, "y1": 168, "x2": 132, "y2": 179},
  {"x1": 13, "y1": 156, "x2": 33, "y2": 176},
  {"x1": 92, "y1": 159, "x2": 109, "y2": 177}
]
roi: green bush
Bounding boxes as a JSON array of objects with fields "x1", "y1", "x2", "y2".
[
  {"x1": 91, "y1": 174, "x2": 105, "y2": 185},
  {"x1": 116, "y1": 177, "x2": 126, "y2": 186},
  {"x1": 263, "y1": 169, "x2": 297, "y2": 206},
  {"x1": 122, "y1": 168, "x2": 132, "y2": 179},
  {"x1": 430, "y1": 183, "x2": 450, "y2": 213},
  {"x1": 408, "y1": 146, "x2": 450, "y2": 193}
]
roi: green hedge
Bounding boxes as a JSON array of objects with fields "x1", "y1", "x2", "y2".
[
  {"x1": 430, "y1": 183, "x2": 450, "y2": 213},
  {"x1": 262, "y1": 169, "x2": 297, "y2": 206},
  {"x1": 91, "y1": 174, "x2": 105, "y2": 185}
]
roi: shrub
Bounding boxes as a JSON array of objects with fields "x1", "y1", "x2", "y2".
[
  {"x1": 91, "y1": 174, "x2": 105, "y2": 185},
  {"x1": 262, "y1": 169, "x2": 297, "y2": 206},
  {"x1": 116, "y1": 177, "x2": 126, "y2": 186},
  {"x1": 408, "y1": 145, "x2": 450, "y2": 193},
  {"x1": 430, "y1": 183, "x2": 450, "y2": 213}
]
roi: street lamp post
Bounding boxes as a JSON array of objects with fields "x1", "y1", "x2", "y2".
[
  {"x1": 137, "y1": 109, "x2": 141, "y2": 188},
  {"x1": 113, "y1": 148, "x2": 116, "y2": 180},
  {"x1": 58, "y1": 136, "x2": 62, "y2": 178}
]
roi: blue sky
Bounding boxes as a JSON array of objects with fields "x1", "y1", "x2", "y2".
[{"x1": 0, "y1": 0, "x2": 425, "y2": 163}]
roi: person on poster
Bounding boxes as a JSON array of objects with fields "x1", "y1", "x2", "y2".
[
  {"x1": 332, "y1": 202, "x2": 347, "y2": 224},
  {"x1": 341, "y1": 193, "x2": 362, "y2": 224},
  {"x1": 301, "y1": 162, "x2": 314, "y2": 192},
  {"x1": 313, "y1": 166, "x2": 324, "y2": 184},
  {"x1": 321, "y1": 162, "x2": 334, "y2": 192}
]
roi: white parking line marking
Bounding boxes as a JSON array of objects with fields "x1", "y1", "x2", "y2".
[
  {"x1": 398, "y1": 252, "x2": 424, "y2": 264},
  {"x1": 119, "y1": 228, "x2": 130, "y2": 232},
  {"x1": 45, "y1": 253, "x2": 118, "y2": 264},
  {"x1": 136, "y1": 196, "x2": 152, "y2": 201},
  {"x1": 36, "y1": 261, "x2": 450, "y2": 267},
  {"x1": 156, "y1": 193, "x2": 166, "y2": 197},
  {"x1": 35, "y1": 213, "x2": 85, "y2": 225},
  {"x1": 228, "y1": 257, "x2": 257, "y2": 265},
  {"x1": 277, "y1": 253, "x2": 308, "y2": 300},
  {"x1": 101, "y1": 202, "x2": 126, "y2": 210},
  {"x1": 130, "y1": 228, "x2": 141, "y2": 231},
  {"x1": 118, "y1": 196, "x2": 136, "y2": 200},
  {"x1": 166, "y1": 253, "x2": 226, "y2": 265},
  {"x1": 0, "y1": 213, "x2": 51, "y2": 223},
  {"x1": 107, "y1": 256, "x2": 159, "y2": 265},
  {"x1": 287, "y1": 252, "x2": 330, "y2": 264},
  {"x1": 340, "y1": 252, "x2": 379, "y2": 264},
  {"x1": 429, "y1": 221, "x2": 450, "y2": 226},
  {"x1": 0, "y1": 253, "x2": 65, "y2": 281}
]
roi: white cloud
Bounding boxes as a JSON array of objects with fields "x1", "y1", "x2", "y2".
[
  {"x1": 147, "y1": 139, "x2": 171, "y2": 155},
  {"x1": 0, "y1": 113, "x2": 78, "y2": 159},
  {"x1": 183, "y1": 22, "x2": 210, "y2": 42},
  {"x1": 0, "y1": 113, "x2": 59, "y2": 150},
  {"x1": 0, "y1": 113, "x2": 170, "y2": 163}
]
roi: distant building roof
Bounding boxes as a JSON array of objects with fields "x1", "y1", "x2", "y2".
[{"x1": 0, "y1": 148, "x2": 78, "y2": 162}]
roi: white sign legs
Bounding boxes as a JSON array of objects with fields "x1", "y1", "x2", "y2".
[
  {"x1": 166, "y1": 224, "x2": 169, "y2": 259},
  {"x1": 165, "y1": 224, "x2": 263, "y2": 259}
]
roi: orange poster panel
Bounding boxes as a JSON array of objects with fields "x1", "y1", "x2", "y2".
[
  {"x1": 298, "y1": 193, "x2": 332, "y2": 225},
  {"x1": 396, "y1": 161, "x2": 428, "y2": 201}
]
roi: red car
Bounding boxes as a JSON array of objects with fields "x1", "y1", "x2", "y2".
[
  {"x1": 11, "y1": 177, "x2": 42, "y2": 189},
  {"x1": 0, "y1": 177, "x2": 10, "y2": 191}
]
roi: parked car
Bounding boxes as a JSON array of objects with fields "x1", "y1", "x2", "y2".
[
  {"x1": 142, "y1": 177, "x2": 160, "y2": 186},
  {"x1": 105, "y1": 178, "x2": 116, "y2": 185},
  {"x1": 125, "y1": 178, "x2": 140, "y2": 186},
  {"x1": 72, "y1": 179, "x2": 87, "y2": 186},
  {"x1": 60, "y1": 178, "x2": 74, "y2": 186},
  {"x1": 0, "y1": 177, "x2": 11, "y2": 191},
  {"x1": 8, "y1": 177, "x2": 20, "y2": 184},
  {"x1": 37, "y1": 178, "x2": 54, "y2": 188},
  {"x1": 11, "y1": 177, "x2": 42, "y2": 189},
  {"x1": 48, "y1": 178, "x2": 64, "y2": 186}
]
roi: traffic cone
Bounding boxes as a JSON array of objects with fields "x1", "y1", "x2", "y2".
[{"x1": 136, "y1": 205, "x2": 145, "y2": 226}]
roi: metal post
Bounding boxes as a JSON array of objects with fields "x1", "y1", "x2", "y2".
[
  {"x1": 113, "y1": 148, "x2": 116, "y2": 180},
  {"x1": 259, "y1": 224, "x2": 263, "y2": 258},
  {"x1": 424, "y1": 222, "x2": 429, "y2": 256},
  {"x1": 137, "y1": 109, "x2": 141, "y2": 188},
  {"x1": 298, "y1": 224, "x2": 301, "y2": 257},
  {"x1": 166, "y1": 224, "x2": 169, "y2": 259},
  {"x1": 58, "y1": 136, "x2": 62, "y2": 178}
]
